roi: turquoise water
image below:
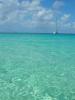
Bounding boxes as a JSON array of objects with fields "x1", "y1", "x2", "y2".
[{"x1": 0, "y1": 34, "x2": 75, "y2": 100}]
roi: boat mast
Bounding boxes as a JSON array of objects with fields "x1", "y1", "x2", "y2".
[
  {"x1": 53, "y1": 0, "x2": 63, "y2": 34},
  {"x1": 55, "y1": 0, "x2": 58, "y2": 34},
  {"x1": 54, "y1": 0, "x2": 61, "y2": 34},
  {"x1": 55, "y1": 12, "x2": 58, "y2": 34}
]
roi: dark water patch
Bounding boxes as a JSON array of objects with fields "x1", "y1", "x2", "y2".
[
  {"x1": 0, "y1": 67, "x2": 8, "y2": 74},
  {"x1": 57, "y1": 93, "x2": 67, "y2": 100},
  {"x1": 43, "y1": 86, "x2": 61, "y2": 98}
]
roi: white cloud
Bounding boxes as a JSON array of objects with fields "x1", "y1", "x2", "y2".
[
  {"x1": 60, "y1": 14, "x2": 71, "y2": 23},
  {"x1": 52, "y1": 0, "x2": 64, "y2": 10},
  {"x1": 0, "y1": 0, "x2": 75, "y2": 33},
  {"x1": 71, "y1": 22, "x2": 75, "y2": 29},
  {"x1": 0, "y1": 0, "x2": 54, "y2": 24},
  {"x1": 0, "y1": 0, "x2": 19, "y2": 23}
]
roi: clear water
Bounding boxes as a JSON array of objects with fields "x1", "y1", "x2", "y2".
[{"x1": 0, "y1": 34, "x2": 75, "y2": 100}]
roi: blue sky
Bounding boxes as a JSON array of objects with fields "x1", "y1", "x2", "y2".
[{"x1": 0, "y1": 0, "x2": 75, "y2": 33}]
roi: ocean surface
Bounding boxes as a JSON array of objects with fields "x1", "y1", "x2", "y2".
[{"x1": 0, "y1": 33, "x2": 75, "y2": 100}]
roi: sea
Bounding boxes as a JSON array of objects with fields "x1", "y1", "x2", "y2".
[{"x1": 0, "y1": 33, "x2": 75, "y2": 100}]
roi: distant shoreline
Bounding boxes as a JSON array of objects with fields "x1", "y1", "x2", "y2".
[{"x1": 0, "y1": 32, "x2": 75, "y2": 35}]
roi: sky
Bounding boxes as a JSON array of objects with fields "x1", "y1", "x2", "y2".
[{"x1": 0, "y1": 0, "x2": 75, "y2": 33}]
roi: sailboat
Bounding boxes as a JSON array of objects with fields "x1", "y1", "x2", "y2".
[
  {"x1": 53, "y1": 18, "x2": 58, "y2": 35},
  {"x1": 53, "y1": 17, "x2": 58, "y2": 34},
  {"x1": 53, "y1": 31, "x2": 56, "y2": 34},
  {"x1": 53, "y1": 0, "x2": 59, "y2": 35}
]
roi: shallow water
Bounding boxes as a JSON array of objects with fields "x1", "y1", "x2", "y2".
[{"x1": 0, "y1": 34, "x2": 75, "y2": 100}]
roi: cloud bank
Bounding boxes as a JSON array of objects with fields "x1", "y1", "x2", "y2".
[{"x1": 0, "y1": 0, "x2": 75, "y2": 33}]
